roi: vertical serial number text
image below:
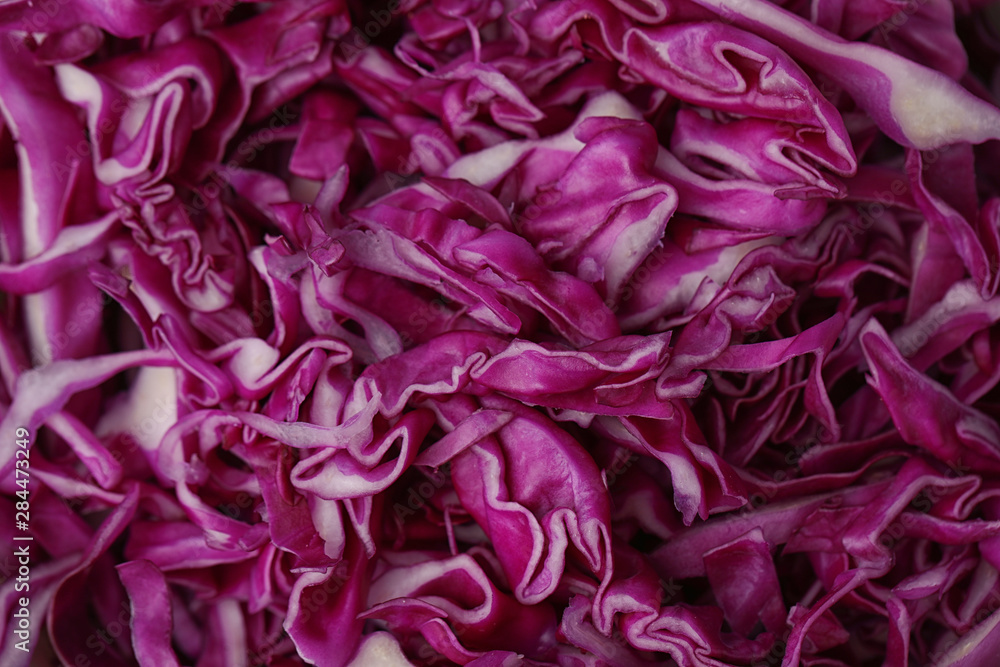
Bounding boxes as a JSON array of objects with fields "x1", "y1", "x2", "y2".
[{"x1": 12, "y1": 426, "x2": 32, "y2": 653}]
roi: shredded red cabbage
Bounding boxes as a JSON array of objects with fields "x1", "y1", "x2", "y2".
[{"x1": 2, "y1": 1, "x2": 1000, "y2": 666}]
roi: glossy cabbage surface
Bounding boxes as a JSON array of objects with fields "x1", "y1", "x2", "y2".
[{"x1": 2, "y1": 1, "x2": 1000, "y2": 666}]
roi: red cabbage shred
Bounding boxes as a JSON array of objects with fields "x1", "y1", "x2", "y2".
[{"x1": 2, "y1": 1, "x2": 1000, "y2": 666}]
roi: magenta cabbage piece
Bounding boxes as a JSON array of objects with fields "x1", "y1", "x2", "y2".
[{"x1": 2, "y1": 1, "x2": 1000, "y2": 666}]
